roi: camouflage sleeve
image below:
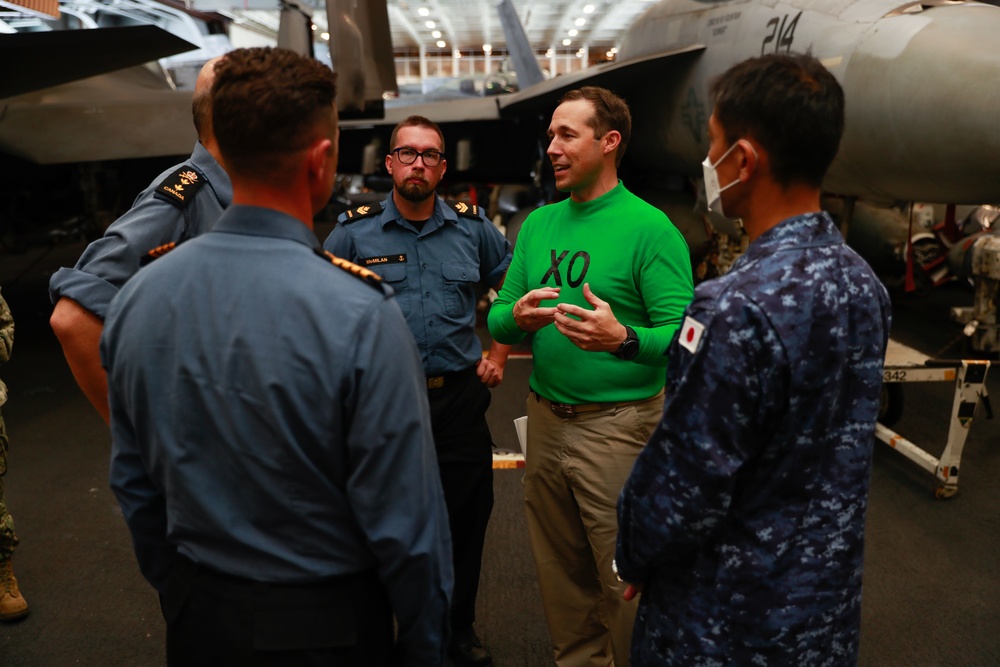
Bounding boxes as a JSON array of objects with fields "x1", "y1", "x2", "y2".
[
  {"x1": 0, "y1": 288, "x2": 13, "y2": 364},
  {"x1": 615, "y1": 292, "x2": 787, "y2": 583}
]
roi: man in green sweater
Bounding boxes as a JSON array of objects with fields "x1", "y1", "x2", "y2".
[{"x1": 488, "y1": 86, "x2": 693, "y2": 667}]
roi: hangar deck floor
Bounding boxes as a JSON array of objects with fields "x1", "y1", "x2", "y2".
[{"x1": 0, "y1": 237, "x2": 997, "y2": 667}]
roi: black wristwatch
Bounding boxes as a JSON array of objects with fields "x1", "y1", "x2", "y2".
[{"x1": 611, "y1": 325, "x2": 639, "y2": 361}]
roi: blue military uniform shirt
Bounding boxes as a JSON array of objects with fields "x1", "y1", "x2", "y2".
[
  {"x1": 49, "y1": 141, "x2": 231, "y2": 318},
  {"x1": 616, "y1": 212, "x2": 891, "y2": 666},
  {"x1": 324, "y1": 195, "x2": 511, "y2": 375},
  {"x1": 101, "y1": 206, "x2": 453, "y2": 666}
]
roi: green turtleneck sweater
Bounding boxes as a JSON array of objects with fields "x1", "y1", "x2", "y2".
[{"x1": 488, "y1": 182, "x2": 693, "y2": 404}]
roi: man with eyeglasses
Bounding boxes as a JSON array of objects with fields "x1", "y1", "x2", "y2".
[{"x1": 324, "y1": 115, "x2": 511, "y2": 667}]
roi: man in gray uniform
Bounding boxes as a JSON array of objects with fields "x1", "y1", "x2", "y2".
[
  {"x1": 325, "y1": 115, "x2": 511, "y2": 667},
  {"x1": 616, "y1": 53, "x2": 892, "y2": 666},
  {"x1": 49, "y1": 56, "x2": 231, "y2": 424},
  {"x1": 101, "y1": 48, "x2": 452, "y2": 666}
]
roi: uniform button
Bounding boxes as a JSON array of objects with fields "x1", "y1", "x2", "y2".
[
  {"x1": 426, "y1": 291, "x2": 431, "y2": 296},
  {"x1": 422, "y1": 263, "x2": 427, "y2": 268},
  {"x1": 429, "y1": 321, "x2": 435, "y2": 327}
]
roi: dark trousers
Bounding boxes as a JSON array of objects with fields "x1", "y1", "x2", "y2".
[
  {"x1": 427, "y1": 366, "x2": 495, "y2": 630},
  {"x1": 161, "y1": 556, "x2": 394, "y2": 667}
]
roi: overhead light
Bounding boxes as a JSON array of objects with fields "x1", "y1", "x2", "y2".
[
  {"x1": 432, "y1": 30, "x2": 441, "y2": 38},
  {"x1": 546, "y1": 48, "x2": 554, "y2": 57},
  {"x1": 483, "y1": 44, "x2": 492, "y2": 54},
  {"x1": 606, "y1": 51, "x2": 614, "y2": 58},
  {"x1": 610, "y1": 47, "x2": 619, "y2": 54},
  {"x1": 568, "y1": 29, "x2": 578, "y2": 37},
  {"x1": 425, "y1": 20, "x2": 435, "y2": 29},
  {"x1": 320, "y1": 32, "x2": 330, "y2": 40},
  {"x1": 417, "y1": 7, "x2": 429, "y2": 16},
  {"x1": 454, "y1": 50, "x2": 462, "y2": 58},
  {"x1": 575, "y1": 18, "x2": 586, "y2": 27},
  {"x1": 562, "y1": 38, "x2": 571, "y2": 46},
  {"x1": 583, "y1": 4, "x2": 595, "y2": 13},
  {"x1": 437, "y1": 40, "x2": 446, "y2": 48},
  {"x1": 311, "y1": 23, "x2": 316, "y2": 30}
]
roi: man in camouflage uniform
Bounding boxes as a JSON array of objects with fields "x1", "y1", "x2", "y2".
[
  {"x1": 0, "y1": 287, "x2": 27, "y2": 621},
  {"x1": 615, "y1": 54, "x2": 891, "y2": 666}
]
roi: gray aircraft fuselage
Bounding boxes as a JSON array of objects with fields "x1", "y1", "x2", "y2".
[{"x1": 617, "y1": 0, "x2": 1000, "y2": 205}]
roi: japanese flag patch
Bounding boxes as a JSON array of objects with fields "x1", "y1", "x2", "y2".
[{"x1": 678, "y1": 315, "x2": 705, "y2": 354}]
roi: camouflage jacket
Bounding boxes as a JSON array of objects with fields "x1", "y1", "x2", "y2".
[
  {"x1": 0, "y1": 287, "x2": 12, "y2": 407},
  {"x1": 616, "y1": 212, "x2": 891, "y2": 666}
]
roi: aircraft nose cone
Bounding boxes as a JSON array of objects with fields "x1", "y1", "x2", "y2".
[{"x1": 827, "y1": 4, "x2": 1000, "y2": 204}]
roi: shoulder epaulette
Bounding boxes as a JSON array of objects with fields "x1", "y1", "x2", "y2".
[
  {"x1": 448, "y1": 200, "x2": 483, "y2": 220},
  {"x1": 140, "y1": 241, "x2": 180, "y2": 266},
  {"x1": 341, "y1": 201, "x2": 384, "y2": 223},
  {"x1": 315, "y1": 249, "x2": 384, "y2": 289},
  {"x1": 152, "y1": 165, "x2": 207, "y2": 208}
]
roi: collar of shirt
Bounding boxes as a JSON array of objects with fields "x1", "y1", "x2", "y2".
[
  {"x1": 190, "y1": 141, "x2": 234, "y2": 208},
  {"x1": 212, "y1": 205, "x2": 322, "y2": 250},
  {"x1": 381, "y1": 195, "x2": 459, "y2": 236},
  {"x1": 736, "y1": 211, "x2": 843, "y2": 268}
]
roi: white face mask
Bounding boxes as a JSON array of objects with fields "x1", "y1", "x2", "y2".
[{"x1": 702, "y1": 141, "x2": 754, "y2": 218}]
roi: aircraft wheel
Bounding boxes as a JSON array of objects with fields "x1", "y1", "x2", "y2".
[
  {"x1": 878, "y1": 383, "x2": 904, "y2": 427},
  {"x1": 935, "y1": 484, "x2": 958, "y2": 500}
]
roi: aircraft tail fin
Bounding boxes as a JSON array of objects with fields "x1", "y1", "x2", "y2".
[
  {"x1": 326, "y1": 0, "x2": 398, "y2": 119},
  {"x1": 496, "y1": 0, "x2": 544, "y2": 88},
  {"x1": 277, "y1": 0, "x2": 315, "y2": 58}
]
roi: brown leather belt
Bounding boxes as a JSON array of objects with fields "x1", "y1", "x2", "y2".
[{"x1": 533, "y1": 390, "x2": 663, "y2": 419}]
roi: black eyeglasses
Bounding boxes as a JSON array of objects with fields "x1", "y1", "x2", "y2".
[{"x1": 391, "y1": 147, "x2": 444, "y2": 167}]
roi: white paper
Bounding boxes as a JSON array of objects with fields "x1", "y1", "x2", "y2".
[{"x1": 513, "y1": 416, "x2": 528, "y2": 457}]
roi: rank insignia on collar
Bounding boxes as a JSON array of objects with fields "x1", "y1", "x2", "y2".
[
  {"x1": 679, "y1": 315, "x2": 705, "y2": 354},
  {"x1": 154, "y1": 165, "x2": 207, "y2": 208},
  {"x1": 342, "y1": 201, "x2": 384, "y2": 223}
]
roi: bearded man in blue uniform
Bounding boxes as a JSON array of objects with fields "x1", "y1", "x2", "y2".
[{"x1": 615, "y1": 53, "x2": 892, "y2": 666}]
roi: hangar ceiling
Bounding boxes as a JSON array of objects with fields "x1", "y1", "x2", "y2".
[
  {"x1": 382, "y1": 0, "x2": 659, "y2": 54},
  {"x1": 227, "y1": 0, "x2": 658, "y2": 55}
]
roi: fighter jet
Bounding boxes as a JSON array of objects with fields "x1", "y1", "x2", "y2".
[{"x1": 339, "y1": 0, "x2": 1000, "y2": 229}]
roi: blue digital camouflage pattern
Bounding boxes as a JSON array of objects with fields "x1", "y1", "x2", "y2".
[{"x1": 616, "y1": 212, "x2": 891, "y2": 666}]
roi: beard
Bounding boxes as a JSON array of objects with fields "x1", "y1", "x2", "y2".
[{"x1": 397, "y1": 178, "x2": 434, "y2": 202}]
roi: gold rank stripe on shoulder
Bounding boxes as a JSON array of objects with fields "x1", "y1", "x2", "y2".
[
  {"x1": 153, "y1": 166, "x2": 206, "y2": 208},
  {"x1": 342, "y1": 201, "x2": 384, "y2": 222},
  {"x1": 449, "y1": 200, "x2": 481, "y2": 219},
  {"x1": 317, "y1": 250, "x2": 384, "y2": 287},
  {"x1": 139, "y1": 242, "x2": 178, "y2": 266}
]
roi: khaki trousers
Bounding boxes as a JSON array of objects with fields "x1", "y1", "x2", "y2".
[{"x1": 524, "y1": 390, "x2": 663, "y2": 667}]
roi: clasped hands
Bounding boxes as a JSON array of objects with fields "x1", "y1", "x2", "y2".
[{"x1": 512, "y1": 283, "x2": 626, "y2": 352}]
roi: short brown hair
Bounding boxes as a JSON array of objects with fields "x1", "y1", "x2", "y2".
[
  {"x1": 389, "y1": 115, "x2": 446, "y2": 153},
  {"x1": 212, "y1": 47, "x2": 338, "y2": 180},
  {"x1": 557, "y1": 86, "x2": 631, "y2": 167}
]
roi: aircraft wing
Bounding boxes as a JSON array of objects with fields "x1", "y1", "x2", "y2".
[
  {"x1": 0, "y1": 67, "x2": 196, "y2": 164},
  {"x1": 0, "y1": 25, "x2": 199, "y2": 99},
  {"x1": 339, "y1": 43, "x2": 706, "y2": 183},
  {"x1": 498, "y1": 43, "x2": 706, "y2": 117}
]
